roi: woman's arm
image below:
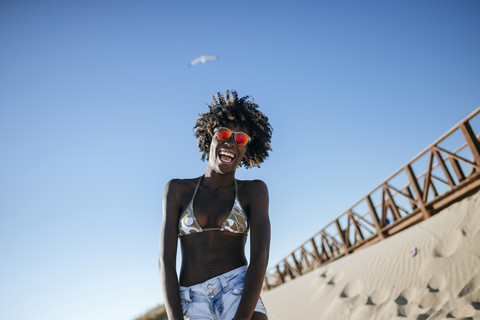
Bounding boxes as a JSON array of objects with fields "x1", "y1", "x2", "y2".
[
  {"x1": 159, "y1": 179, "x2": 184, "y2": 320},
  {"x1": 233, "y1": 180, "x2": 271, "y2": 320}
]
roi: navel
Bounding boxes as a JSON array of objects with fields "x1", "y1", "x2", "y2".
[{"x1": 206, "y1": 263, "x2": 214, "y2": 276}]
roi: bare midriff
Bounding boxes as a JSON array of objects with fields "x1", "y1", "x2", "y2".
[{"x1": 179, "y1": 231, "x2": 248, "y2": 287}]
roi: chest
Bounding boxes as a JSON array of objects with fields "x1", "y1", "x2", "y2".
[{"x1": 192, "y1": 187, "x2": 237, "y2": 227}]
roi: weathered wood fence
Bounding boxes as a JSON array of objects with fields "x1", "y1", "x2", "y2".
[{"x1": 265, "y1": 107, "x2": 480, "y2": 290}]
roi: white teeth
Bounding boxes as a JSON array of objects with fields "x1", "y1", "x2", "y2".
[{"x1": 219, "y1": 150, "x2": 235, "y2": 158}]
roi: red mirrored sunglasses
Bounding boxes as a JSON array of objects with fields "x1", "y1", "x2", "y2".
[{"x1": 214, "y1": 127, "x2": 251, "y2": 146}]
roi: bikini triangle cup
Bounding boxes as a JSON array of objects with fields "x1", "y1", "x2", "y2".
[{"x1": 178, "y1": 176, "x2": 249, "y2": 236}]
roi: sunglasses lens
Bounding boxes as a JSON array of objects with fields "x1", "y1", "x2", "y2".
[
  {"x1": 235, "y1": 133, "x2": 249, "y2": 146},
  {"x1": 216, "y1": 128, "x2": 231, "y2": 141}
]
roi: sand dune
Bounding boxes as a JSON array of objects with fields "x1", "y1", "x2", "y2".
[{"x1": 262, "y1": 190, "x2": 480, "y2": 319}]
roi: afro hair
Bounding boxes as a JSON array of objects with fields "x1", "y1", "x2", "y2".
[{"x1": 194, "y1": 90, "x2": 272, "y2": 168}]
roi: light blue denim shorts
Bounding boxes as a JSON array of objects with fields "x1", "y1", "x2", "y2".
[{"x1": 179, "y1": 265, "x2": 267, "y2": 320}]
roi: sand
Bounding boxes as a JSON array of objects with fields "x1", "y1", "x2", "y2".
[{"x1": 262, "y1": 190, "x2": 480, "y2": 320}]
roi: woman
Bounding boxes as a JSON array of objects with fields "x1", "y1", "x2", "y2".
[{"x1": 160, "y1": 90, "x2": 273, "y2": 320}]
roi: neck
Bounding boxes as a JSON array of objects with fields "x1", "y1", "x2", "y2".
[{"x1": 203, "y1": 167, "x2": 236, "y2": 190}]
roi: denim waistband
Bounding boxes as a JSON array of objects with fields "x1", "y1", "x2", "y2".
[{"x1": 179, "y1": 265, "x2": 247, "y2": 302}]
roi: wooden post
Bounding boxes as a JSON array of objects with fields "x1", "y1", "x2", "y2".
[
  {"x1": 459, "y1": 122, "x2": 480, "y2": 169},
  {"x1": 405, "y1": 164, "x2": 432, "y2": 219},
  {"x1": 366, "y1": 195, "x2": 385, "y2": 239}
]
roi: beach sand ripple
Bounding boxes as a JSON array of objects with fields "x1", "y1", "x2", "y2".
[
  {"x1": 459, "y1": 273, "x2": 480, "y2": 298},
  {"x1": 448, "y1": 303, "x2": 476, "y2": 318},
  {"x1": 340, "y1": 279, "x2": 363, "y2": 298},
  {"x1": 428, "y1": 273, "x2": 447, "y2": 292},
  {"x1": 327, "y1": 271, "x2": 345, "y2": 285},
  {"x1": 262, "y1": 191, "x2": 480, "y2": 320},
  {"x1": 433, "y1": 230, "x2": 462, "y2": 257},
  {"x1": 368, "y1": 287, "x2": 390, "y2": 305},
  {"x1": 395, "y1": 287, "x2": 418, "y2": 305}
]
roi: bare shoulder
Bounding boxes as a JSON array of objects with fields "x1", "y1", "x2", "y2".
[
  {"x1": 163, "y1": 177, "x2": 200, "y2": 204},
  {"x1": 165, "y1": 177, "x2": 199, "y2": 191},
  {"x1": 237, "y1": 179, "x2": 269, "y2": 204},
  {"x1": 238, "y1": 179, "x2": 268, "y2": 192}
]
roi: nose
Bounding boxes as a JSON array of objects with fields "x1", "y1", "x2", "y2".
[{"x1": 224, "y1": 135, "x2": 236, "y2": 146}]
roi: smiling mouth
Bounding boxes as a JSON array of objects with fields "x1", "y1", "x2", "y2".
[{"x1": 219, "y1": 150, "x2": 236, "y2": 163}]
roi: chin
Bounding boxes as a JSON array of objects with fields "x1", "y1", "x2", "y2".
[{"x1": 217, "y1": 161, "x2": 239, "y2": 173}]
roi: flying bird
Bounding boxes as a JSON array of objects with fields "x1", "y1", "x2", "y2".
[{"x1": 189, "y1": 55, "x2": 219, "y2": 67}]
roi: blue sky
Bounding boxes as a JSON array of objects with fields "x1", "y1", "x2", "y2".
[{"x1": 1, "y1": 0, "x2": 479, "y2": 319}]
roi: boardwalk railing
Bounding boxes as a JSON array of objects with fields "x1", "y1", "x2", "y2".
[{"x1": 265, "y1": 107, "x2": 480, "y2": 290}]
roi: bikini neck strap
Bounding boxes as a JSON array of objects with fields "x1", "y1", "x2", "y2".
[
  {"x1": 234, "y1": 179, "x2": 238, "y2": 198},
  {"x1": 191, "y1": 175, "x2": 203, "y2": 200}
]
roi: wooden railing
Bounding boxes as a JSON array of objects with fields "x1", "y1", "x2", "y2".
[{"x1": 265, "y1": 107, "x2": 480, "y2": 290}]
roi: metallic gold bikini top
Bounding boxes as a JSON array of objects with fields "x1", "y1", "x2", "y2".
[{"x1": 178, "y1": 176, "x2": 249, "y2": 237}]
